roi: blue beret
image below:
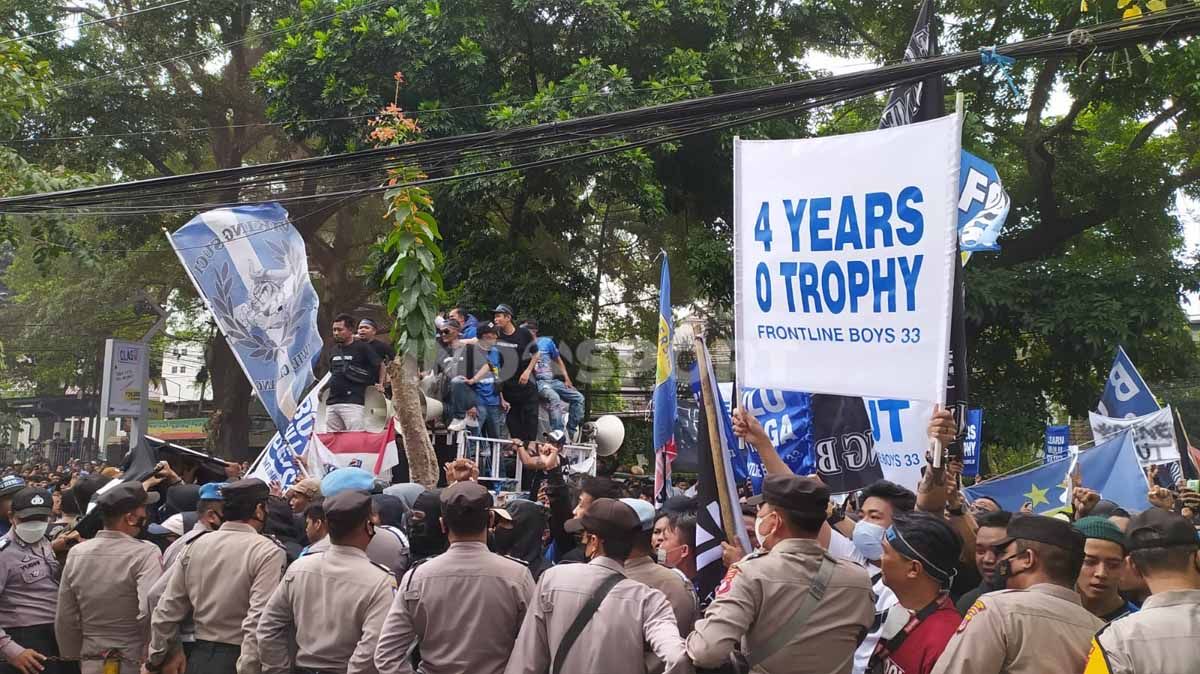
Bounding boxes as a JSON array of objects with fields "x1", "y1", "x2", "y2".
[
  {"x1": 321, "y1": 468, "x2": 376, "y2": 498},
  {"x1": 198, "y1": 482, "x2": 228, "y2": 501}
]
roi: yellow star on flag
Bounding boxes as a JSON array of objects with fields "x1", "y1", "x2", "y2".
[{"x1": 1025, "y1": 484, "x2": 1050, "y2": 509}]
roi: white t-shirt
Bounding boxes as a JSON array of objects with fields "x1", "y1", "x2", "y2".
[{"x1": 826, "y1": 530, "x2": 898, "y2": 674}]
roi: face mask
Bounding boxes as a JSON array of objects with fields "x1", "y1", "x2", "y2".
[
  {"x1": 657, "y1": 544, "x2": 686, "y2": 568},
  {"x1": 754, "y1": 514, "x2": 777, "y2": 548},
  {"x1": 852, "y1": 520, "x2": 886, "y2": 561},
  {"x1": 995, "y1": 553, "x2": 1028, "y2": 588},
  {"x1": 14, "y1": 521, "x2": 48, "y2": 544}
]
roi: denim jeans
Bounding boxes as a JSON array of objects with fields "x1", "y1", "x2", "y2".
[
  {"x1": 447, "y1": 377, "x2": 477, "y2": 421},
  {"x1": 537, "y1": 379, "x2": 585, "y2": 434}
]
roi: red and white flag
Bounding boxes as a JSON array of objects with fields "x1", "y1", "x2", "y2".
[{"x1": 303, "y1": 418, "x2": 400, "y2": 478}]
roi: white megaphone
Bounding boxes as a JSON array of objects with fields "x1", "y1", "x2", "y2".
[
  {"x1": 423, "y1": 394, "x2": 444, "y2": 422},
  {"x1": 593, "y1": 414, "x2": 625, "y2": 456}
]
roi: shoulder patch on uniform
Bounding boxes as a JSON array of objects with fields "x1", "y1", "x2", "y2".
[
  {"x1": 265, "y1": 534, "x2": 287, "y2": 551},
  {"x1": 504, "y1": 554, "x2": 529, "y2": 566},
  {"x1": 371, "y1": 561, "x2": 394, "y2": 576},
  {"x1": 715, "y1": 564, "x2": 742, "y2": 597},
  {"x1": 0, "y1": 538, "x2": 8, "y2": 552},
  {"x1": 956, "y1": 599, "x2": 986, "y2": 633},
  {"x1": 404, "y1": 557, "x2": 432, "y2": 592}
]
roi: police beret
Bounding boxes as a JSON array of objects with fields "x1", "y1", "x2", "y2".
[
  {"x1": 0, "y1": 474, "x2": 26, "y2": 498},
  {"x1": 198, "y1": 482, "x2": 227, "y2": 501},
  {"x1": 440, "y1": 481, "x2": 492, "y2": 518},
  {"x1": 220, "y1": 478, "x2": 270, "y2": 504},
  {"x1": 11, "y1": 487, "x2": 53, "y2": 517},
  {"x1": 746, "y1": 474, "x2": 829, "y2": 513},
  {"x1": 323, "y1": 489, "x2": 372, "y2": 527},
  {"x1": 564, "y1": 498, "x2": 641, "y2": 542},
  {"x1": 1127, "y1": 508, "x2": 1199, "y2": 551},
  {"x1": 997, "y1": 514, "x2": 1085, "y2": 555},
  {"x1": 96, "y1": 482, "x2": 160, "y2": 516},
  {"x1": 321, "y1": 468, "x2": 376, "y2": 498}
]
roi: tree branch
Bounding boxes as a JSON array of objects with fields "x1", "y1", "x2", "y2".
[
  {"x1": 62, "y1": 5, "x2": 107, "y2": 21},
  {"x1": 1129, "y1": 104, "x2": 1182, "y2": 152}
]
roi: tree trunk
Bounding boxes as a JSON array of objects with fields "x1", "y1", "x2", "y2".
[
  {"x1": 388, "y1": 355, "x2": 438, "y2": 487},
  {"x1": 208, "y1": 336, "x2": 253, "y2": 462}
]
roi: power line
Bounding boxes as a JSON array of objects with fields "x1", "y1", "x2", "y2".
[
  {"x1": 4, "y1": 59, "x2": 881, "y2": 144},
  {"x1": 0, "y1": 0, "x2": 195, "y2": 46}
]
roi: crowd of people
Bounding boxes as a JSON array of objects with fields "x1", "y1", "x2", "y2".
[
  {"x1": 0, "y1": 405, "x2": 1196, "y2": 674},
  {"x1": 323, "y1": 304, "x2": 586, "y2": 445}
]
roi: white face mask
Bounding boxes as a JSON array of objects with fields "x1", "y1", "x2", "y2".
[
  {"x1": 655, "y1": 547, "x2": 668, "y2": 565},
  {"x1": 754, "y1": 514, "x2": 776, "y2": 548},
  {"x1": 14, "y1": 521, "x2": 48, "y2": 545},
  {"x1": 852, "y1": 519, "x2": 887, "y2": 561}
]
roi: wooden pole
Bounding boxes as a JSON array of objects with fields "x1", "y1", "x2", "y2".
[{"x1": 694, "y1": 335, "x2": 739, "y2": 544}]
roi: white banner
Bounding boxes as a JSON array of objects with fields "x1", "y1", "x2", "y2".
[
  {"x1": 1089, "y1": 406, "x2": 1180, "y2": 466},
  {"x1": 867, "y1": 398, "x2": 936, "y2": 493},
  {"x1": 102, "y1": 339, "x2": 145, "y2": 417},
  {"x1": 734, "y1": 115, "x2": 961, "y2": 403},
  {"x1": 248, "y1": 373, "x2": 329, "y2": 490}
]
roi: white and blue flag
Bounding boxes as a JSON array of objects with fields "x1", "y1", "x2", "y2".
[
  {"x1": 248, "y1": 373, "x2": 328, "y2": 490},
  {"x1": 169, "y1": 203, "x2": 323, "y2": 432},
  {"x1": 958, "y1": 150, "x2": 1010, "y2": 254}
]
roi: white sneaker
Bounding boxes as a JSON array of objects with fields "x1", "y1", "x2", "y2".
[{"x1": 448, "y1": 418, "x2": 467, "y2": 432}]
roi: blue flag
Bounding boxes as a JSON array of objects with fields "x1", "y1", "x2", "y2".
[
  {"x1": 958, "y1": 151, "x2": 1010, "y2": 254},
  {"x1": 965, "y1": 429, "x2": 1150, "y2": 514},
  {"x1": 169, "y1": 203, "x2": 324, "y2": 432},
  {"x1": 1098, "y1": 346, "x2": 1159, "y2": 419},
  {"x1": 652, "y1": 255, "x2": 677, "y2": 503},
  {"x1": 961, "y1": 408, "x2": 983, "y2": 477},
  {"x1": 737, "y1": 388, "x2": 815, "y2": 493},
  {"x1": 1044, "y1": 425, "x2": 1070, "y2": 464}
]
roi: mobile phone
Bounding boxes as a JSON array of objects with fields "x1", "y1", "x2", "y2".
[{"x1": 1188, "y1": 480, "x2": 1200, "y2": 492}]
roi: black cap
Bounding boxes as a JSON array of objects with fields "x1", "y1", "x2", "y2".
[
  {"x1": 1127, "y1": 508, "x2": 1199, "y2": 551},
  {"x1": 996, "y1": 515, "x2": 1085, "y2": 555},
  {"x1": 324, "y1": 489, "x2": 373, "y2": 528},
  {"x1": 166, "y1": 483, "x2": 202, "y2": 514},
  {"x1": 96, "y1": 482, "x2": 160, "y2": 516},
  {"x1": 0, "y1": 474, "x2": 25, "y2": 498},
  {"x1": 564, "y1": 497, "x2": 641, "y2": 542},
  {"x1": 493, "y1": 304, "x2": 513, "y2": 316},
  {"x1": 477, "y1": 322, "x2": 497, "y2": 337},
  {"x1": 746, "y1": 475, "x2": 829, "y2": 513},
  {"x1": 221, "y1": 478, "x2": 270, "y2": 505},
  {"x1": 12, "y1": 487, "x2": 53, "y2": 517},
  {"x1": 440, "y1": 481, "x2": 493, "y2": 518}
]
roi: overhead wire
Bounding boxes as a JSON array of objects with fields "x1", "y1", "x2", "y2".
[
  {"x1": 0, "y1": 0, "x2": 195, "y2": 46},
  {"x1": 0, "y1": 5, "x2": 1196, "y2": 220}
]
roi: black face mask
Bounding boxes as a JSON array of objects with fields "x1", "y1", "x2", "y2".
[{"x1": 995, "y1": 553, "x2": 1028, "y2": 587}]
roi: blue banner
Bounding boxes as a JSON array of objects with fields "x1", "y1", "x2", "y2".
[
  {"x1": 652, "y1": 256, "x2": 677, "y2": 503},
  {"x1": 248, "y1": 373, "x2": 327, "y2": 491},
  {"x1": 170, "y1": 203, "x2": 324, "y2": 432},
  {"x1": 1098, "y1": 346, "x2": 1159, "y2": 419},
  {"x1": 738, "y1": 388, "x2": 814, "y2": 494},
  {"x1": 958, "y1": 150, "x2": 1010, "y2": 253},
  {"x1": 965, "y1": 430, "x2": 1150, "y2": 514},
  {"x1": 1044, "y1": 424, "x2": 1070, "y2": 464},
  {"x1": 962, "y1": 408, "x2": 983, "y2": 477}
]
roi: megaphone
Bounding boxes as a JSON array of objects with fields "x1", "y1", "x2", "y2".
[
  {"x1": 423, "y1": 394, "x2": 443, "y2": 422},
  {"x1": 593, "y1": 414, "x2": 625, "y2": 456}
]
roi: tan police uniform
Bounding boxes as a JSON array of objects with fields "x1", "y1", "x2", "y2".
[
  {"x1": 55, "y1": 483, "x2": 164, "y2": 674},
  {"x1": 625, "y1": 556, "x2": 699, "y2": 636},
  {"x1": 147, "y1": 480, "x2": 286, "y2": 674},
  {"x1": 375, "y1": 542, "x2": 534, "y2": 674},
  {"x1": 504, "y1": 498, "x2": 690, "y2": 674},
  {"x1": 376, "y1": 481, "x2": 535, "y2": 674},
  {"x1": 258, "y1": 491, "x2": 396, "y2": 674},
  {"x1": 302, "y1": 523, "x2": 409, "y2": 576},
  {"x1": 687, "y1": 539, "x2": 873, "y2": 674},
  {"x1": 0, "y1": 488, "x2": 68, "y2": 674},
  {"x1": 688, "y1": 474, "x2": 874, "y2": 674},
  {"x1": 930, "y1": 583, "x2": 1104, "y2": 674},
  {"x1": 1082, "y1": 509, "x2": 1200, "y2": 674}
]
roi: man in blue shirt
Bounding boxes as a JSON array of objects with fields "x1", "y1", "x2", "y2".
[
  {"x1": 465, "y1": 323, "x2": 508, "y2": 443},
  {"x1": 522, "y1": 320, "x2": 584, "y2": 441}
]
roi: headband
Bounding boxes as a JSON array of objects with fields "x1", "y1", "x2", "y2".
[{"x1": 886, "y1": 524, "x2": 957, "y2": 586}]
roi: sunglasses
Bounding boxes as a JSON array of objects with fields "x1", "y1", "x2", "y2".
[{"x1": 438, "y1": 329, "x2": 454, "y2": 335}]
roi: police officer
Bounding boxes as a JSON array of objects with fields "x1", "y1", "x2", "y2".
[
  {"x1": 1083, "y1": 508, "x2": 1200, "y2": 673},
  {"x1": 258, "y1": 490, "x2": 395, "y2": 674},
  {"x1": 146, "y1": 479, "x2": 285, "y2": 674},
  {"x1": 504, "y1": 498, "x2": 689, "y2": 674},
  {"x1": 688, "y1": 474, "x2": 874, "y2": 674},
  {"x1": 930, "y1": 515, "x2": 1105, "y2": 674},
  {"x1": 312, "y1": 470, "x2": 410, "y2": 575},
  {"x1": 56, "y1": 483, "x2": 164, "y2": 674},
  {"x1": 0, "y1": 488, "x2": 69, "y2": 674},
  {"x1": 144, "y1": 483, "x2": 226, "y2": 657},
  {"x1": 376, "y1": 481, "x2": 534, "y2": 674}
]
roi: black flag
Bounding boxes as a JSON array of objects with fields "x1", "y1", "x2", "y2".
[{"x1": 880, "y1": 0, "x2": 969, "y2": 460}]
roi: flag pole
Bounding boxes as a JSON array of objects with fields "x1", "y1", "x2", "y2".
[{"x1": 695, "y1": 334, "x2": 739, "y2": 543}]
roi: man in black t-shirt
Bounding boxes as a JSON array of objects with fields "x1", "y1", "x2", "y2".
[
  {"x1": 491, "y1": 304, "x2": 539, "y2": 443},
  {"x1": 325, "y1": 313, "x2": 382, "y2": 431},
  {"x1": 357, "y1": 317, "x2": 395, "y2": 396}
]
